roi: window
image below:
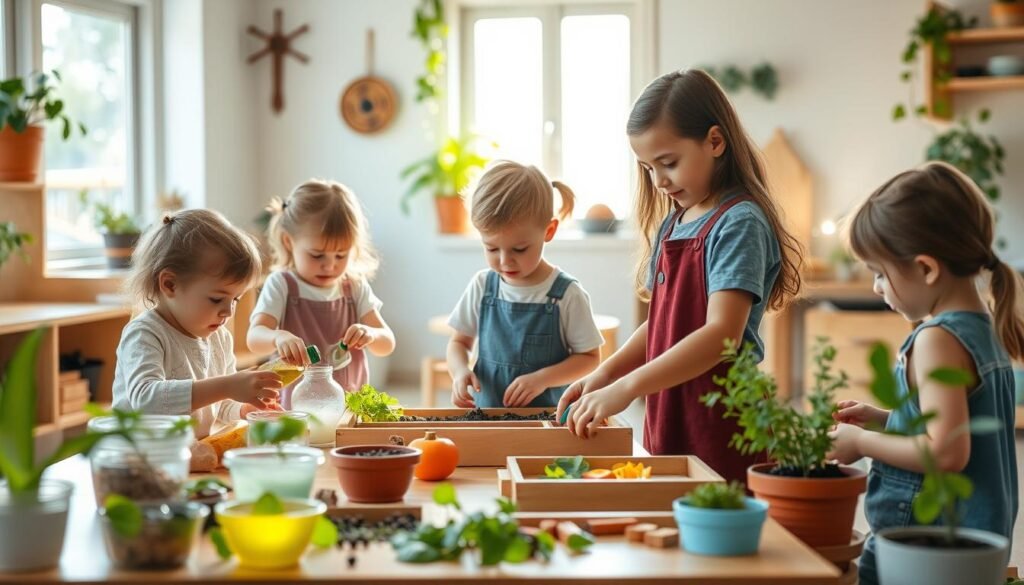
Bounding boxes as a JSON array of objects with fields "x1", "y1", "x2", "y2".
[
  {"x1": 461, "y1": 2, "x2": 651, "y2": 220},
  {"x1": 29, "y1": 0, "x2": 139, "y2": 263}
]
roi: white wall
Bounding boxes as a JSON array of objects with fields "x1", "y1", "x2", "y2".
[
  {"x1": 175, "y1": 0, "x2": 1024, "y2": 383},
  {"x1": 162, "y1": 0, "x2": 205, "y2": 210}
]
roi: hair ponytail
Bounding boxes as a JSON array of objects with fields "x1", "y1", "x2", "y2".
[
  {"x1": 552, "y1": 181, "x2": 576, "y2": 221},
  {"x1": 988, "y1": 259, "x2": 1024, "y2": 359}
]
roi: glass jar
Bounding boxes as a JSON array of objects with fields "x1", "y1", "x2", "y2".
[
  {"x1": 87, "y1": 415, "x2": 193, "y2": 506},
  {"x1": 245, "y1": 410, "x2": 311, "y2": 447},
  {"x1": 222, "y1": 446, "x2": 325, "y2": 502},
  {"x1": 289, "y1": 365, "x2": 345, "y2": 447}
]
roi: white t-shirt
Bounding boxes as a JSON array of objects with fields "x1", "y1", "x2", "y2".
[
  {"x1": 448, "y1": 268, "x2": 604, "y2": 354},
  {"x1": 111, "y1": 309, "x2": 242, "y2": 439},
  {"x1": 251, "y1": 270, "x2": 383, "y2": 326}
]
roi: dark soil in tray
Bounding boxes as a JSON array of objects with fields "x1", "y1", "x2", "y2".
[{"x1": 399, "y1": 408, "x2": 555, "y2": 422}]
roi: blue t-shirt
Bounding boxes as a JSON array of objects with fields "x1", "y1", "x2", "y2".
[{"x1": 645, "y1": 193, "x2": 782, "y2": 360}]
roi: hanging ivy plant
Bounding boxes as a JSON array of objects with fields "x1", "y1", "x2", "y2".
[
  {"x1": 411, "y1": 0, "x2": 447, "y2": 103},
  {"x1": 701, "y1": 63, "x2": 779, "y2": 101},
  {"x1": 893, "y1": 6, "x2": 976, "y2": 120}
]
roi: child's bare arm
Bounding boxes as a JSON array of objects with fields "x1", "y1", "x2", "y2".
[
  {"x1": 504, "y1": 349, "x2": 600, "y2": 407},
  {"x1": 247, "y1": 313, "x2": 308, "y2": 365},
  {"x1": 343, "y1": 310, "x2": 395, "y2": 356},
  {"x1": 447, "y1": 331, "x2": 479, "y2": 407}
]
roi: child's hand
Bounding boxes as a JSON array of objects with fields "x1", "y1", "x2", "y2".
[
  {"x1": 342, "y1": 324, "x2": 375, "y2": 351},
  {"x1": 556, "y1": 369, "x2": 615, "y2": 424},
  {"x1": 834, "y1": 400, "x2": 889, "y2": 428},
  {"x1": 827, "y1": 422, "x2": 865, "y2": 464},
  {"x1": 451, "y1": 368, "x2": 480, "y2": 408},
  {"x1": 274, "y1": 331, "x2": 309, "y2": 365},
  {"x1": 503, "y1": 373, "x2": 547, "y2": 408},
  {"x1": 566, "y1": 380, "x2": 633, "y2": 439},
  {"x1": 227, "y1": 370, "x2": 283, "y2": 409},
  {"x1": 240, "y1": 401, "x2": 283, "y2": 417}
]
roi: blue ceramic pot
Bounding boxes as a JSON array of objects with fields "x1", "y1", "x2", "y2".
[{"x1": 672, "y1": 496, "x2": 768, "y2": 556}]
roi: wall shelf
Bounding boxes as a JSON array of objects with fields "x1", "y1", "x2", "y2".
[
  {"x1": 947, "y1": 26, "x2": 1024, "y2": 44},
  {"x1": 946, "y1": 75, "x2": 1024, "y2": 92}
]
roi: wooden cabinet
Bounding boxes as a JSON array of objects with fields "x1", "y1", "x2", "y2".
[{"x1": 804, "y1": 306, "x2": 912, "y2": 407}]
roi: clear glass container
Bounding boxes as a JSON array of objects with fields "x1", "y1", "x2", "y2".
[
  {"x1": 289, "y1": 365, "x2": 346, "y2": 446},
  {"x1": 222, "y1": 446, "x2": 325, "y2": 502},
  {"x1": 245, "y1": 410, "x2": 311, "y2": 447},
  {"x1": 87, "y1": 415, "x2": 193, "y2": 506}
]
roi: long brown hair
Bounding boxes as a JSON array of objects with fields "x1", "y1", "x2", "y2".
[
  {"x1": 626, "y1": 69, "x2": 802, "y2": 309},
  {"x1": 850, "y1": 161, "x2": 1024, "y2": 359},
  {"x1": 471, "y1": 160, "x2": 575, "y2": 232}
]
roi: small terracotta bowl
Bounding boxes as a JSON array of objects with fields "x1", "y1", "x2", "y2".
[{"x1": 328, "y1": 445, "x2": 422, "y2": 503}]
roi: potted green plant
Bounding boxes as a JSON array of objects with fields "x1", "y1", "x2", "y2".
[
  {"x1": 701, "y1": 339, "x2": 867, "y2": 548},
  {"x1": 0, "y1": 222, "x2": 32, "y2": 272},
  {"x1": 926, "y1": 109, "x2": 1005, "y2": 204},
  {"x1": 672, "y1": 481, "x2": 769, "y2": 556},
  {"x1": 863, "y1": 343, "x2": 1010, "y2": 585},
  {"x1": 0, "y1": 329, "x2": 127, "y2": 571},
  {"x1": 80, "y1": 191, "x2": 142, "y2": 269},
  {"x1": 400, "y1": 135, "x2": 490, "y2": 234},
  {"x1": 829, "y1": 246, "x2": 858, "y2": 282},
  {"x1": 992, "y1": 0, "x2": 1024, "y2": 27},
  {"x1": 0, "y1": 70, "x2": 86, "y2": 182},
  {"x1": 893, "y1": 6, "x2": 977, "y2": 120}
]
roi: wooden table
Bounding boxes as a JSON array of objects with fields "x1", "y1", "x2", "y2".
[{"x1": 7, "y1": 454, "x2": 841, "y2": 584}]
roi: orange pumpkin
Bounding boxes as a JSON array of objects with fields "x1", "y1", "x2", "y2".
[{"x1": 409, "y1": 431, "x2": 459, "y2": 481}]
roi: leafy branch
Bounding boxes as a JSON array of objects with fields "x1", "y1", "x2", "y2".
[
  {"x1": 893, "y1": 6, "x2": 976, "y2": 121},
  {"x1": 411, "y1": 0, "x2": 448, "y2": 103},
  {"x1": 0, "y1": 70, "x2": 87, "y2": 138}
]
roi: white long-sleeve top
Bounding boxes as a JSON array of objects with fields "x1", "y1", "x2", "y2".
[{"x1": 112, "y1": 309, "x2": 243, "y2": 439}]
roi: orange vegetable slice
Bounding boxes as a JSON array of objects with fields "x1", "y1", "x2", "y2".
[{"x1": 582, "y1": 469, "x2": 613, "y2": 480}]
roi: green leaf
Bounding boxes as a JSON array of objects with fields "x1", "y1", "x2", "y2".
[
  {"x1": 433, "y1": 482, "x2": 460, "y2": 510},
  {"x1": 978, "y1": 108, "x2": 990, "y2": 123},
  {"x1": 913, "y1": 488, "x2": 942, "y2": 524},
  {"x1": 209, "y1": 527, "x2": 233, "y2": 560},
  {"x1": 868, "y1": 343, "x2": 900, "y2": 409},
  {"x1": 534, "y1": 530, "x2": 555, "y2": 561},
  {"x1": 945, "y1": 473, "x2": 974, "y2": 499},
  {"x1": 104, "y1": 494, "x2": 143, "y2": 538},
  {"x1": 566, "y1": 532, "x2": 595, "y2": 553},
  {"x1": 396, "y1": 540, "x2": 442, "y2": 563},
  {"x1": 496, "y1": 497, "x2": 517, "y2": 515},
  {"x1": 542, "y1": 456, "x2": 589, "y2": 479},
  {"x1": 543, "y1": 464, "x2": 567, "y2": 479},
  {"x1": 969, "y1": 416, "x2": 1002, "y2": 434},
  {"x1": 892, "y1": 104, "x2": 907, "y2": 121},
  {"x1": 0, "y1": 328, "x2": 44, "y2": 491},
  {"x1": 928, "y1": 368, "x2": 974, "y2": 387},
  {"x1": 184, "y1": 477, "x2": 231, "y2": 497},
  {"x1": 252, "y1": 492, "x2": 285, "y2": 515},
  {"x1": 503, "y1": 534, "x2": 531, "y2": 563},
  {"x1": 311, "y1": 515, "x2": 338, "y2": 548}
]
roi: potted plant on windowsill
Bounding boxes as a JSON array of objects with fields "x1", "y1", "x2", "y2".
[
  {"x1": 701, "y1": 338, "x2": 867, "y2": 548},
  {"x1": 863, "y1": 343, "x2": 1010, "y2": 585},
  {"x1": 0, "y1": 329, "x2": 128, "y2": 572},
  {"x1": 400, "y1": 135, "x2": 490, "y2": 234},
  {"x1": 0, "y1": 70, "x2": 86, "y2": 182},
  {"x1": 81, "y1": 191, "x2": 142, "y2": 269}
]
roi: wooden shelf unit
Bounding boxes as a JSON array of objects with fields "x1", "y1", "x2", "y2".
[{"x1": 0, "y1": 303, "x2": 131, "y2": 435}]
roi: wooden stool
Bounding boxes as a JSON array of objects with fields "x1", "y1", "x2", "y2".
[{"x1": 419, "y1": 314, "x2": 621, "y2": 407}]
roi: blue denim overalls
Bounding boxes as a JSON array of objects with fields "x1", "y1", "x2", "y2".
[
  {"x1": 472, "y1": 270, "x2": 575, "y2": 408},
  {"x1": 858, "y1": 311, "x2": 1018, "y2": 585}
]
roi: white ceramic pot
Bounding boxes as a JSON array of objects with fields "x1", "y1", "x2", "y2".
[
  {"x1": 876, "y1": 526, "x2": 1009, "y2": 585},
  {"x1": 0, "y1": 479, "x2": 74, "y2": 571}
]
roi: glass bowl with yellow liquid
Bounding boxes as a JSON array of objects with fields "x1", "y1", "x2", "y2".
[{"x1": 214, "y1": 498, "x2": 326, "y2": 569}]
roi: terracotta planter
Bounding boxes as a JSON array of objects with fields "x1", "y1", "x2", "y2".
[
  {"x1": 0, "y1": 125, "x2": 44, "y2": 182},
  {"x1": 991, "y1": 2, "x2": 1024, "y2": 27},
  {"x1": 103, "y1": 233, "x2": 141, "y2": 269},
  {"x1": 435, "y1": 196, "x2": 469, "y2": 234},
  {"x1": 328, "y1": 445, "x2": 421, "y2": 503},
  {"x1": 747, "y1": 463, "x2": 866, "y2": 547},
  {"x1": 814, "y1": 529, "x2": 866, "y2": 572}
]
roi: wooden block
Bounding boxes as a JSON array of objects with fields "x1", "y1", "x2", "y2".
[
  {"x1": 584, "y1": 517, "x2": 639, "y2": 536},
  {"x1": 497, "y1": 468, "x2": 511, "y2": 498},
  {"x1": 625, "y1": 523, "x2": 659, "y2": 543},
  {"x1": 61, "y1": 397, "x2": 89, "y2": 414},
  {"x1": 336, "y1": 408, "x2": 633, "y2": 466},
  {"x1": 507, "y1": 455, "x2": 723, "y2": 512},
  {"x1": 643, "y1": 527, "x2": 679, "y2": 549},
  {"x1": 59, "y1": 370, "x2": 82, "y2": 384},
  {"x1": 60, "y1": 379, "x2": 89, "y2": 403}
]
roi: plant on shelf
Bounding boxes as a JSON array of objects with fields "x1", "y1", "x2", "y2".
[
  {"x1": 344, "y1": 384, "x2": 404, "y2": 422},
  {"x1": 0, "y1": 329, "x2": 131, "y2": 571},
  {"x1": 400, "y1": 135, "x2": 490, "y2": 233},
  {"x1": 866, "y1": 342, "x2": 1010, "y2": 585},
  {"x1": 926, "y1": 109, "x2": 1005, "y2": 204},
  {"x1": 700, "y1": 338, "x2": 867, "y2": 548},
  {"x1": 0, "y1": 70, "x2": 87, "y2": 182},
  {"x1": 79, "y1": 189, "x2": 142, "y2": 269},
  {"x1": 893, "y1": 6, "x2": 977, "y2": 121},
  {"x1": 701, "y1": 63, "x2": 779, "y2": 100},
  {"x1": 0, "y1": 222, "x2": 32, "y2": 271},
  {"x1": 411, "y1": 0, "x2": 447, "y2": 103}
]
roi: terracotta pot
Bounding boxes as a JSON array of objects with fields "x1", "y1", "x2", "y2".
[
  {"x1": 328, "y1": 445, "x2": 421, "y2": 503},
  {"x1": 747, "y1": 463, "x2": 866, "y2": 547},
  {"x1": 991, "y1": 2, "x2": 1024, "y2": 27},
  {"x1": 0, "y1": 125, "x2": 44, "y2": 182},
  {"x1": 814, "y1": 529, "x2": 866, "y2": 572},
  {"x1": 103, "y1": 233, "x2": 141, "y2": 269},
  {"x1": 435, "y1": 196, "x2": 469, "y2": 234}
]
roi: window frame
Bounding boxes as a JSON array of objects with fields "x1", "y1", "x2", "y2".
[{"x1": 457, "y1": 0, "x2": 656, "y2": 218}]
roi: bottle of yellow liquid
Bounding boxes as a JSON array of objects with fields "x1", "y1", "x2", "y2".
[{"x1": 258, "y1": 345, "x2": 321, "y2": 386}]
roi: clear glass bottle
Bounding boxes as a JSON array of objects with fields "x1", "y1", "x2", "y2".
[
  {"x1": 289, "y1": 365, "x2": 346, "y2": 446},
  {"x1": 87, "y1": 415, "x2": 193, "y2": 506},
  {"x1": 257, "y1": 345, "x2": 322, "y2": 386}
]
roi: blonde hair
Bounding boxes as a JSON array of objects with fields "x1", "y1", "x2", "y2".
[
  {"x1": 470, "y1": 161, "x2": 575, "y2": 232},
  {"x1": 850, "y1": 161, "x2": 1024, "y2": 359},
  {"x1": 266, "y1": 179, "x2": 379, "y2": 280},
  {"x1": 125, "y1": 208, "x2": 262, "y2": 308},
  {"x1": 626, "y1": 69, "x2": 803, "y2": 310}
]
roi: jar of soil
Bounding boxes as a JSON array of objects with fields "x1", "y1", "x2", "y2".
[
  {"x1": 88, "y1": 415, "x2": 194, "y2": 506},
  {"x1": 99, "y1": 501, "x2": 208, "y2": 569}
]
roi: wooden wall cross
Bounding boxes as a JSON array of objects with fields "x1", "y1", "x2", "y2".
[{"x1": 247, "y1": 9, "x2": 309, "y2": 113}]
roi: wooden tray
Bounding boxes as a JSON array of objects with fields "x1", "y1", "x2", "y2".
[
  {"x1": 325, "y1": 502, "x2": 422, "y2": 522},
  {"x1": 507, "y1": 455, "x2": 723, "y2": 512},
  {"x1": 336, "y1": 408, "x2": 633, "y2": 466},
  {"x1": 514, "y1": 510, "x2": 676, "y2": 528}
]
